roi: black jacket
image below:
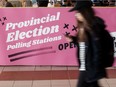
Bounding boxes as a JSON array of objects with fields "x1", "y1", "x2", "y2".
[{"x1": 72, "y1": 16, "x2": 107, "y2": 82}]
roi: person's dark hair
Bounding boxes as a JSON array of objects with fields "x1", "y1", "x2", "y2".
[{"x1": 77, "y1": 7, "x2": 95, "y2": 29}]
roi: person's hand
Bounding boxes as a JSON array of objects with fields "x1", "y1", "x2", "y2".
[
  {"x1": 64, "y1": 34, "x2": 72, "y2": 42},
  {"x1": 65, "y1": 36, "x2": 72, "y2": 42}
]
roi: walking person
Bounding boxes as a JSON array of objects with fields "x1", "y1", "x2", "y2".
[{"x1": 65, "y1": 0, "x2": 107, "y2": 87}]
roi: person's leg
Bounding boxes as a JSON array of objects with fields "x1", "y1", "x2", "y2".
[
  {"x1": 88, "y1": 81, "x2": 101, "y2": 87},
  {"x1": 77, "y1": 71, "x2": 87, "y2": 87}
]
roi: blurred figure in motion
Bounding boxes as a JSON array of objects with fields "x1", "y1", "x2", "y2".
[
  {"x1": 22, "y1": 0, "x2": 32, "y2": 7},
  {"x1": 65, "y1": 0, "x2": 107, "y2": 87},
  {"x1": 31, "y1": 0, "x2": 38, "y2": 7},
  {"x1": 61, "y1": 0, "x2": 73, "y2": 6},
  {"x1": 3, "y1": 0, "x2": 13, "y2": 7},
  {"x1": 36, "y1": 0, "x2": 49, "y2": 7},
  {"x1": 92, "y1": 0, "x2": 110, "y2": 6},
  {"x1": 0, "y1": 0, "x2": 4, "y2": 7}
]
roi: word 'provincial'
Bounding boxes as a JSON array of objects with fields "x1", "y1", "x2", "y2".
[
  {"x1": 6, "y1": 12, "x2": 60, "y2": 31},
  {"x1": 6, "y1": 12, "x2": 61, "y2": 42}
]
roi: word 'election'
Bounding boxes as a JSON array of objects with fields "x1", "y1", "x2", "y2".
[{"x1": 5, "y1": 12, "x2": 60, "y2": 42}]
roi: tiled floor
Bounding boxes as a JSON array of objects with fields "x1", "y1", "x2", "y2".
[{"x1": 0, "y1": 66, "x2": 116, "y2": 87}]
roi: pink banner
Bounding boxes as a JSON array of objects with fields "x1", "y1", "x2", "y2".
[{"x1": 0, "y1": 8, "x2": 116, "y2": 65}]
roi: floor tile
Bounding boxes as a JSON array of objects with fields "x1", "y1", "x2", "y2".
[
  {"x1": 106, "y1": 67, "x2": 115, "y2": 69},
  {"x1": 108, "y1": 85, "x2": 116, "y2": 87},
  {"x1": 33, "y1": 80, "x2": 51, "y2": 87},
  {"x1": 14, "y1": 71, "x2": 35, "y2": 80},
  {"x1": 0, "y1": 66, "x2": 4, "y2": 74},
  {"x1": 0, "y1": 71, "x2": 18, "y2": 80},
  {"x1": 99, "y1": 79, "x2": 109, "y2": 86},
  {"x1": 69, "y1": 80, "x2": 77, "y2": 87},
  {"x1": 106, "y1": 79, "x2": 116, "y2": 84},
  {"x1": 0, "y1": 71, "x2": 52, "y2": 80},
  {"x1": 33, "y1": 71, "x2": 52, "y2": 80},
  {"x1": 106, "y1": 69, "x2": 116, "y2": 78},
  {"x1": 13, "y1": 81, "x2": 32, "y2": 87},
  {"x1": 32, "y1": 85, "x2": 52, "y2": 87},
  {"x1": 68, "y1": 66, "x2": 78, "y2": 70},
  {"x1": 53, "y1": 86, "x2": 70, "y2": 87},
  {"x1": 68, "y1": 70, "x2": 79, "y2": 79},
  {"x1": 52, "y1": 70, "x2": 69, "y2": 80},
  {"x1": 19, "y1": 66, "x2": 35, "y2": 71},
  {"x1": 0, "y1": 81, "x2": 14, "y2": 87},
  {"x1": 35, "y1": 66, "x2": 51, "y2": 71},
  {"x1": 51, "y1": 80, "x2": 70, "y2": 86},
  {"x1": 52, "y1": 66, "x2": 68, "y2": 70},
  {"x1": 3, "y1": 66, "x2": 19, "y2": 71}
]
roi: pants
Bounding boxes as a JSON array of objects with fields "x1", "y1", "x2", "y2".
[{"x1": 77, "y1": 71, "x2": 100, "y2": 87}]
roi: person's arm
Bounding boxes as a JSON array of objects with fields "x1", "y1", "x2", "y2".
[
  {"x1": 64, "y1": 34, "x2": 78, "y2": 44},
  {"x1": 78, "y1": 28, "x2": 86, "y2": 71}
]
